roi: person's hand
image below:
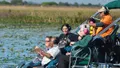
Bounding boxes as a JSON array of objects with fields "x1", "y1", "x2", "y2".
[
  {"x1": 35, "y1": 46, "x2": 42, "y2": 53},
  {"x1": 70, "y1": 42, "x2": 75, "y2": 46},
  {"x1": 89, "y1": 23, "x2": 96, "y2": 27},
  {"x1": 91, "y1": 34, "x2": 96, "y2": 36},
  {"x1": 89, "y1": 21, "x2": 94, "y2": 24},
  {"x1": 89, "y1": 23, "x2": 93, "y2": 26},
  {"x1": 35, "y1": 46, "x2": 44, "y2": 57},
  {"x1": 78, "y1": 36, "x2": 82, "y2": 40},
  {"x1": 66, "y1": 52, "x2": 71, "y2": 56}
]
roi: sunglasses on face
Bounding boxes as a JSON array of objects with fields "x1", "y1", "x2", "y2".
[
  {"x1": 99, "y1": 12, "x2": 103, "y2": 14},
  {"x1": 45, "y1": 40, "x2": 50, "y2": 42}
]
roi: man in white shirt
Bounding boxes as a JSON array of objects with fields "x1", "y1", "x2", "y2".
[{"x1": 23, "y1": 36, "x2": 60, "y2": 68}]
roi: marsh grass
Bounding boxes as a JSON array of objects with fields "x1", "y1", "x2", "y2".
[
  {"x1": 0, "y1": 6, "x2": 97, "y2": 28},
  {"x1": 0, "y1": 6, "x2": 120, "y2": 28}
]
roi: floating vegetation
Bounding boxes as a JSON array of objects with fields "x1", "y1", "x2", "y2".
[
  {"x1": 10, "y1": 47, "x2": 14, "y2": 52},
  {"x1": 2, "y1": 34, "x2": 13, "y2": 38},
  {"x1": 24, "y1": 56, "x2": 33, "y2": 61},
  {"x1": 0, "y1": 43, "x2": 4, "y2": 47},
  {"x1": 2, "y1": 58, "x2": 8, "y2": 63},
  {"x1": 1, "y1": 48, "x2": 5, "y2": 52}
]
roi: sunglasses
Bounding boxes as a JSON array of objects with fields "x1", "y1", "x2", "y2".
[
  {"x1": 45, "y1": 40, "x2": 50, "y2": 42},
  {"x1": 99, "y1": 12, "x2": 103, "y2": 14}
]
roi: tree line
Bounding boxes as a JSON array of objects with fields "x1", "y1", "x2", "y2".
[{"x1": 0, "y1": 0, "x2": 101, "y2": 7}]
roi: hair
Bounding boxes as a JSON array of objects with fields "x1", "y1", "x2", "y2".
[
  {"x1": 89, "y1": 18, "x2": 96, "y2": 23},
  {"x1": 46, "y1": 36, "x2": 52, "y2": 41},
  {"x1": 61, "y1": 24, "x2": 71, "y2": 31},
  {"x1": 51, "y1": 36, "x2": 56, "y2": 43},
  {"x1": 53, "y1": 37, "x2": 59, "y2": 44},
  {"x1": 46, "y1": 36, "x2": 57, "y2": 43},
  {"x1": 79, "y1": 24, "x2": 89, "y2": 35}
]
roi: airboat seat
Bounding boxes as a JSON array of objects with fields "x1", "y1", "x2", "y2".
[{"x1": 105, "y1": 24, "x2": 119, "y2": 45}]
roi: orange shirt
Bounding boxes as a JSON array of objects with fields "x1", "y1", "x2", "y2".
[{"x1": 96, "y1": 15, "x2": 114, "y2": 37}]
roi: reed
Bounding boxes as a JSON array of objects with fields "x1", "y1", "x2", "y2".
[{"x1": 0, "y1": 6, "x2": 119, "y2": 28}]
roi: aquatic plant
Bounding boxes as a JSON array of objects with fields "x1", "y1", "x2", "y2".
[
  {"x1": 0, "y1": 43, "x2": 4, "y2": 47},
  {"x1": 10, "y1": 47, "x2": 14, "y2": 52},
  {"x1": 1, "y1": 48, "x2": 5, "y2": 52}
]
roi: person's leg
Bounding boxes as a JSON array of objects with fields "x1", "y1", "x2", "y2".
[
  {"x1": 92, "y1": 36, "x2": 104, "y2": 47},
  {"x1": 92, "y1": 36, "x2": 105, "y2": 62},
  {"x1": 60, "y1": 46, "x2": 72, "y2": 55},
  {"x1": 64, "y1": 46, "x2": 72, "y2": 52},
  {"x1": 16, "y1": 61, "x2": 25, "y2": 68},
  {"x1": 58, "y1": 54, "x2": 69, "y2": 68},
  {"x1": 22, "y1": 61, "x2": 41, "y2": 68},
  {"x1": 45, "y1": 58, "x2": 58, "y2": 68},
  {"x1": 60, "y1": 48, "x2": 67, "y2": 55}
]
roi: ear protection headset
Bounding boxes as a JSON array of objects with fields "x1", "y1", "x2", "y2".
[
  {"x1": 61, "y1": 24, "x2": 71, "y2": 31},
  {"x1": 104, "y1": 7, "x2": 109, "y2": 15},
  {"x1": 84, "y1": 25, "x2": 89, "y2": 34},
  {"x1": 79, "y1": 24, "x2": 89, "y2": 34}
]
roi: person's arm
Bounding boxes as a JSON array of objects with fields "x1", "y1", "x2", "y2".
[
  {"x1": 70, "y1": 42, "x2": 75, "y2": 46},
  {"x1": 40, "y1": 51, "x2": 52, "y2": 58},
  {"x1": 47, "y1": 46, "x2": 60, "y2": 59},
  {"x1": 55, "y1": 34, "x2": 63, "y2": 44},
  {"x1": 96, "y1": 22, "x2": 104, "y2": 27},
  {"x1": 34, "y1": 46, "x2": 44, "y2": 58},
  {"x1": 35, "y1": 46, "x2": 52, "y2": 58},
  {"x1": 89, "y1": 22, "x2": 104, "y2": 27}
]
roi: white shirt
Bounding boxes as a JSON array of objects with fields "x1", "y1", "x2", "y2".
[{"x1": 41, "y1": 46, "x2": 60, "y2": 65}]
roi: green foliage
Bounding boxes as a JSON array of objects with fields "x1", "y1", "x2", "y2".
[
  {"x1": 41, "y1": 2, "x2": 58, "y2": 6},
  {"x1": 0, "y1": 1, "x2": 10, "y2": 5},
  {"x1": 58, "y1": 2, "x2": 71, "y2": 6},
  {"x1": 0, "y1": 6, "x2": 119, "y2": 28},
  {"x1": 74, "y1": 2, "x2": 79, "y2": 7},
  {"x1": 0, "y1": 0, "x2": 101, "y2": 7},
  {"x1": 11, "y1": 0, "x2": 23, "y2": 5}
]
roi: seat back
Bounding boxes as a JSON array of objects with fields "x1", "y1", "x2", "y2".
[
  {"x1": 110, "y1": 24, "x2": 119, "y2": 42},
  {"x1": 105, "y1": 24, "x2": 119, "y2": 45},
  {"x1": 103, "y1": 24, "x2": 119, "y2": 53},
  {"x1": 70, "y1": 47, "x2": 92, "y2": 68}
]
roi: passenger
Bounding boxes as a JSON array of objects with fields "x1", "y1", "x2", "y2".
[
  {"x1": 89, "y1": 6, "x2": 114, "y2": 62},
  {"x1": 89, "y1": 18, "x2": 96, "y2": 36},
  {"x1": 22, "y1": 36, "x2": 60, "y2": 68},
  {"x1": 55, "y1": 24, "x2": 78, "y2": 55},
  {"x1": 58, "y1": 25, "x2": 90, "y2": 68},
  {"x1": 89, "y1": 6, "x2": 113, "y2": 39},
  {"x1": 70, "y1": 24, "x2": 89, "y2": 45},
  {"x1": 88, "y1": 6, "x2": 114, "y2": 50}
]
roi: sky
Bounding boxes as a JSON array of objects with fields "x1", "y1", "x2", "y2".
[{"x1": 0, "y1": 0, "x2": 114, "y2": 5}]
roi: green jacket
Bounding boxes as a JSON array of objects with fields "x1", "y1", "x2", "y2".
[{"x1": 73, "y1": 35, "x2": 92, "y2": 48}]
